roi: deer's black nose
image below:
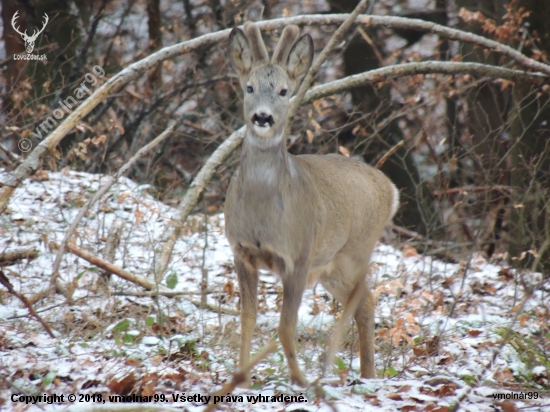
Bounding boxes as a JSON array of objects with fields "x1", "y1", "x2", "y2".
[{"x1": 252, "y1": 112, "x2": 274, "y2": 127}]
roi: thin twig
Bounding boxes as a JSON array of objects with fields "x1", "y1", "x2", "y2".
[
  {"x1": 375, "y1": 140, "x2": 405, "y2": 169},
  {"x1": 203, "y1": 340, "x2": 277, "y2": 412},
  {"x1": 391, "y1": 224, "x2": 424, "y2": 240},
  {"x1": 433, "y1": 185, "x2": 513, "y2": 195},
  {"x1": 0, "y1": 270, "x2": 56, "y2": 338}
]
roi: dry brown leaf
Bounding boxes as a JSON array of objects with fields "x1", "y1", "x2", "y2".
[
  {"x1": 496, "y1": 400, "x2": 518, "y2": 412},
  {"x1": 310, "y1": 301, "x2": 320, "y2": 315},
  {"x1": 135, "y1": 208, "x2": 143, "y2": 225},
  {"x1": 421, "y1": 291, "x2": 436, "y2": 304},
  {"x1": 403, "y1": 245, "x2": 419, "y2": 257},
  {"x1": 92, "y1": 135, "x2": 107, "y2": 146},
  {"x1": 338, "y1": 145, "x2": 350, "y2": 157},
  {"x1": 494, "y1": 367, "x2": 515, "y2": 382},
  {"x1": 387, "y1": 392, "x2": 402, "y2": 400},
  {"x1": 124, "y1": 358, "x2": 141, "y2": 367},
  {"x1": 404, "y1": 313, "x2": 415, "y2": 324},
  {"x1": 437, "y1": 383, "x2": 457, "y2": 396},
  {"x1": 467, "y1": 330, "x2": 483, "y2": 337},
  {"x1": 118, "y1": 190, "x2": 132, "y2": 203},
  {"x1": 32, "y1": 169, "x2": 50, "y2": 181},
  {"x1": 413, "y1": 347, "x2": 426, "y2": 357},
  {"x1": 162, "y1": 370, "x2": 187, "y2": 385},
  {"x1": 108, "y1": 373, "x2": 137, "y2": 395},
  {"x1": 141, "y1": 373, "x2": 158, "y2": 396},
  {"x1": 149, "y1": 355, "x2": 164, "y2": 366},
  {"x1": 391, "y1": 328, "x2": 401, "y2": 346}
]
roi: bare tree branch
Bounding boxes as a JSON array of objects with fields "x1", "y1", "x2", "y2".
[
  {"x1": 0, "y1": 248, "x2": 38, "y2": 264},
  {"x1": 0, "y1": 270, "x2": 56, "y2": 338},
  {"x1": 203, "y1": 340, "x2": 278, "y2": 412},
  {"x1": 68, "y1": 243, "x2": 172, "y2": 292}
]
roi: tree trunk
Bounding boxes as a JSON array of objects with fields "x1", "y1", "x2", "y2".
[{"x1": 147, "y1": 0, "x2": 162, "y2": 87}]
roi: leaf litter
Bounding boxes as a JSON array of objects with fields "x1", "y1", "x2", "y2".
[{"x1": 0, "y1": 169, "x2": 548, "y2": 411}]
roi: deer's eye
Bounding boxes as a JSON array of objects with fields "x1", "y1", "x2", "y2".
[
  {"x1": 279, "y1": 89, "x2": 288, "y2": 97},
  {"x1": 247, "y1": 86, "x2": 254, "y2": 93}
]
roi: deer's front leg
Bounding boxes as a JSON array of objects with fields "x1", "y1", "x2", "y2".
[
  {"x1": 235, "y1": 258, "x2": 258, "y2": 374},
  {"x1": 279, "y1": 273, "x2": 308, "y2": 386}
]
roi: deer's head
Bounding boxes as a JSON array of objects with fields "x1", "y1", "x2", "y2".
[
  {"x1": 228, "y1": 22, "x2": 313, "y2": 147},
  {"x1": 12, "y1": 11, "x2": 49, "y2": 54}
]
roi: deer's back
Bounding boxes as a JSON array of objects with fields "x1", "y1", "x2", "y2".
[{"x1": 295, "y1": 154, "x2": 396, "y2": 265}]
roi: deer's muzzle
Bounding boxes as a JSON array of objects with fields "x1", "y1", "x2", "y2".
[{"x1": 252, "y1": 112, "x2": 274, "y2": 127}]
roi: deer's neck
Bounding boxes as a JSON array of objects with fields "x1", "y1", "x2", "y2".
[{"x1": 240, "y1": 130, "x2": 294, "y2": 187}]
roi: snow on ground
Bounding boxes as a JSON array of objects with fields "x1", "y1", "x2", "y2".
[{"x1": 0, "y1": 169, "x2": 548, "y2": 411}]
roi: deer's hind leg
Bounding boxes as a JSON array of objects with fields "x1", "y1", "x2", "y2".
[{"x1": 319, "y1": 252, "x2": 376, "y2": 378}]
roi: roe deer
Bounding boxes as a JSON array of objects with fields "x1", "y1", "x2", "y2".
[{"x1": 225, "y1": 22, "x2": 399, "y2": 386}]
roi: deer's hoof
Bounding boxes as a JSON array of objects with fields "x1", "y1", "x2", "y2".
[
  {"x1": 290, "y1": 371, "x2": 308, "y2": 387},
  {"x1": 234, "y1": 370, "x2": 252, "y2": 388}
]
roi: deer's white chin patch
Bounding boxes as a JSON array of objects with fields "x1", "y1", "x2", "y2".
[{"x1": 253, "y1": 123, "x2": 271, "y2": 135}]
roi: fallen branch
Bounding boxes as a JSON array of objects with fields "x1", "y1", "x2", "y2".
[
  {"x1": 0, "y1": 248, "x2": 38, "y2": 264},
  {"x1": 67, "y1": 243, "x2": 170, "y2": 292},
  {"x1": 68, "y1": 244, "x2": 239, "y2": 315},
  {"x1": 2, "y1": 13, "x2": 550, "y2": 212},
  {"x1": 0, "y1": 270, "x2": 56, "y2": 338},
  {"x1": 203, "y1": 340, "x2": 278, "y2": 412}
]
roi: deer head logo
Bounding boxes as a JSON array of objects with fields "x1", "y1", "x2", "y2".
[{"x1": 11, "y1": 11, "x2": 49, "y2": 54}]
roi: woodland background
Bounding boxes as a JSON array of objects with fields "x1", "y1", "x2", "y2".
[
  {"x1": 0, "y1": 0, "x2": 549, "y2": 410},
  {"x1": 1, "y1": 0, "x2": 549, "y2": 272}
]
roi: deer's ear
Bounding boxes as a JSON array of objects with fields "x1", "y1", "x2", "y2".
[
  {"x1": 286, "y1": 34, "x2": 313, "y2": 79},
  {"x1": 228, "y1": 28, "x2": 252, "y2": 75}
]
